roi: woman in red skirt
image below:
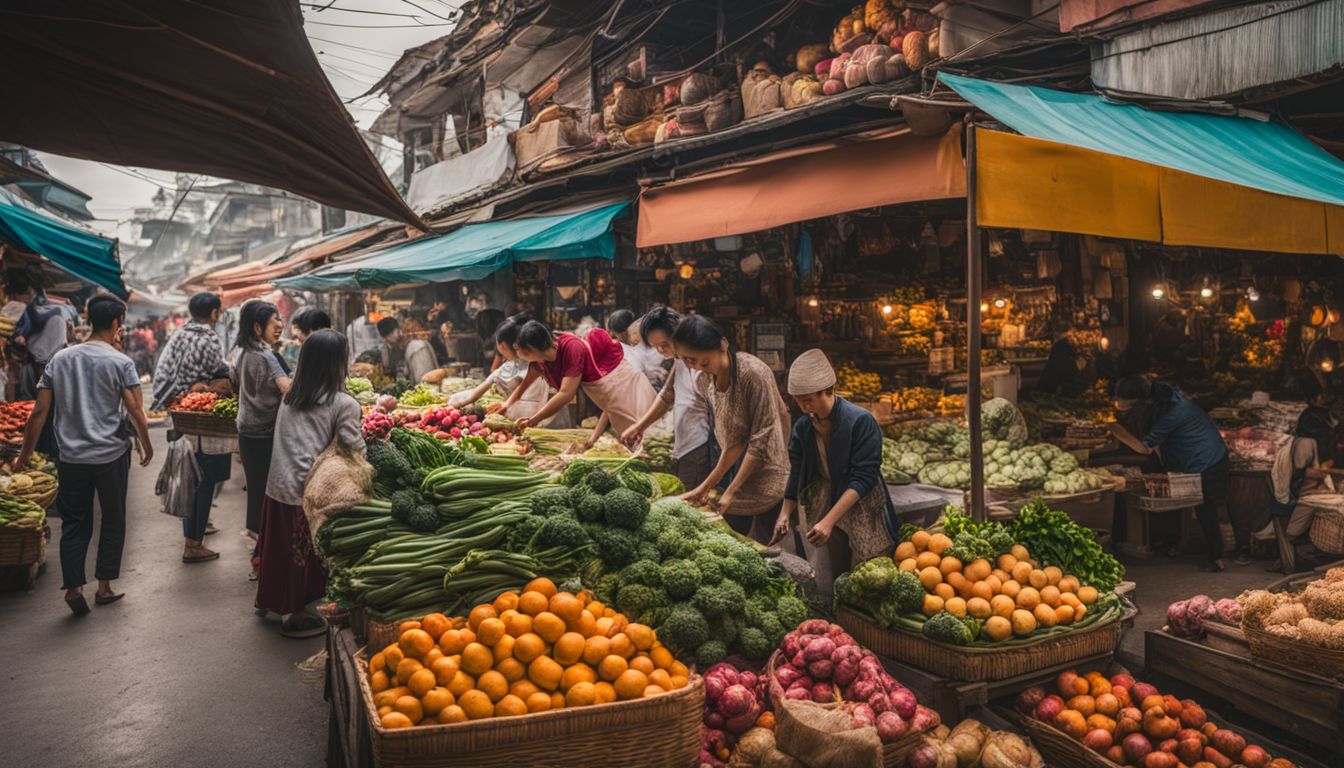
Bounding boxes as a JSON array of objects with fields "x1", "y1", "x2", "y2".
[{"x1": 255, "y1": 329, "x2": 365, "y2": 637}]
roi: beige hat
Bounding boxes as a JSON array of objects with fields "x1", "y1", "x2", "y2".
[{"x1": 788, "y1": 348, "x2": 836, "y2": 395}]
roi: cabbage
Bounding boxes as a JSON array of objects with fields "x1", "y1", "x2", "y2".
[{"x1": 981, "y1": 398, "x2": 1028, "y2": 448}]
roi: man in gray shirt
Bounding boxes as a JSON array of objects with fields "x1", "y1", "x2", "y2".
[{"x1": 14, "y1": 295, "x2": 153, "y2": 615}]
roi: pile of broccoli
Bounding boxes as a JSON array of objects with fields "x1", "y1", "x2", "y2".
[
  {"x1": 389, "y1": 488, "x2": 439, "y2": 533},
  {"x1": 921, "y1": 611, "x2": 983, "y2": 646},
  {"x1": 832, "y1": 556, "x2": 925, "y2": 629}
]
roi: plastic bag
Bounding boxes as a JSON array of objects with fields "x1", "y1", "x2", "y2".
[{"x1": 154, "y1": 436, "x2": 200, "y2": 519}]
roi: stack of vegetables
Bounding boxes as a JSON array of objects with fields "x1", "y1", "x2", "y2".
[
  {"x1": 1164, "y1": 594, "x2": 1242, "y2": 639},
  {"x1": 834, "y1": 507, "x2": 1124, "y2": 646},
  {"x1": 836, "y1": 363, "x2": 883, "y2": 401},
  {"x1": 0, "y1": 400, "x2": 34, "y2": 444},
  {"x1": 368, "y1": 578, "x2": 691, "y2": 728},
  {"x1": 0, "y1": 460, "x2": 56, "y2": 510},
  {"x1": 211, "y1": 396, "x2": 237, "y2": 419},
  {"x1": 172, "y1": 391, "x2": 219, "y2": 412},
  {"x1": 1239, "y1": 567, "x2": 1344, "y2": 650},
  {"x1": 910, "y1": 718, "x2": 1043, "y2": 768},
  {"x1": 0, "y1": 493, "x2": 44, "y2": 529},
  {"x1": 1017, "y1": 670, "x2": 1297, "y2": 768}
]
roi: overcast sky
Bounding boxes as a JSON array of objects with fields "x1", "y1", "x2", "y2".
[{"x1": 35, "y1": 0, "x2": 458, "y2": 235}]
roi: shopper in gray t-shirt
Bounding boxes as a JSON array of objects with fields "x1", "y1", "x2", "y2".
[
  {"x1": 232, "y1": 301, "x2": 291, "y2": 562},
  {"x1": 14, "y1": 295, "x2": 152, "y2": 616}
]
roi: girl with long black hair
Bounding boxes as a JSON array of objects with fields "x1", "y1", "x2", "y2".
[
  {"x1": 448, "y1": 313, "x2": 568, "y2": 424},
  {"x1": 672, "y1": 315, "x2": 790, "y2": 543},
  {"x1": 255, "y1": 330, "x2": 364, "y2": 637},
  {"x1": 233, "y1": 301, "x2": 291, "y2": 570}
]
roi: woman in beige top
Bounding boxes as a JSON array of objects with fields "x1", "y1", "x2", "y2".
[{"x1": 674, "y1": 316, "x2": 789, "y2": 543}]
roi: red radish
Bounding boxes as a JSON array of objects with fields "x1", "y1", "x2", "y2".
[
  {"x1": 809, "y1": 682, "x2": 833, "y2": 703},
  {"x1": 889, "y1": 687, "x2": 917, "y2": 719},
  {"x1": 851, "y1": 703, "x2": 875, "y2": 727},
  {"x1": 1240, "y1": 745, "x2": 1270, "y2": 768},
  {"x1": 1034, "y1": 695, "x2": 1064, "y2": 723},
  {"x1": 875, "y1": 711, "x2": 909, "y2": 742},
  {"x1": 1083, "y1": 729, "x2": 1113, "y2": 753},
  {"x1": 1110, "y1": 674, "x2": 1136, "y2": 690},
  {"x1": 1123, "y1": 733, "x2": 1153, "y2": 763},
  {"x1": 1016, "y1": 686, "x2": 1046, "y2": 714}
]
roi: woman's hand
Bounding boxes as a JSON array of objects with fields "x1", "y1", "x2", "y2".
[
  {"x1": 485, "y1": 402, "x2": 507, "y2": 415},
  {"x1": 717, "y1": 487, "x2": 736, "y2": 514},
  {"x1": 513, "y1": 417, "x2": 532, "y2": 431},
  {"x1": 681, "y1": 485, "x2": 710, "y2": 508},
  {"x1": 619, "y1": 425, "x2": 643, "y2": 448},
  {"x1": 772, "y1": 509, "x2": 790, "y2": 544},
  {"x1": 806, "y1": 516, "x2": 835, "y2": 547}
]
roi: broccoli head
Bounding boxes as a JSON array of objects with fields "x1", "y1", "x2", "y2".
[
  {"x1": 505, "y1": 515, "x2": 544, "y2": 552},
  {"x1": 602, "y1": 487, "x2": 651, "y2": 530},
  {"x1": 832, "y1": 572, "x2": 855, "y2": 611},
  {"x1": 695, "y1": 639, "x2": 728, "y2": 668},
  {"x1": 583, "y1": 468, "x2": 620, "y2": 495},
  {"x1": 651, "y1": 496, "x2": 700, "y2": 518},
  {"x1": 886, "y1": 570, "x2": 926, "y2": 615},
  {"x1": 738, "y1": 626, "x2": 773, "y2": 660},
  {"x1": 407, "y1": 504, "x2": 440, "y2": 533},
  {"x1": 657, "y1": 603, "x2": 710, "y2": 654},
  {"x1": 776, "y1": 594, "x2": 808, "y2": 630},
  {"x1": 534, "y1": 514, "x2": 591, "y2": 552},
  {"x1": 693, "y1": 581, "x2": 746, "y2": 619},
  {"x1": 561, "y1": 458, "x2": 599, "y2": 487},
  {"x1": 615, "y1": 583, "x2": 668, "y2": 619},
  {"x1": 593, "y1": 572, "x2": 622, "y2": 604},
  {"x1": 709, "y1": 613, "x2": 740, "y2": 645},
  {"x1": 618, "y1": 466, "x2": 656, "y2": 498},
  {"x1": 720, "y1": 547, "x2": 771, "y2": 590},
  {"x1": 660, "y1": 558, "x2": 701, "y2": 600},
  {"x1": 850, "y1": 557, "x2": 899, "y2": 598},
  {"x1": 655, "y1": 523, "x2": 700, "y2": 561},
  {"x1": 593, "y1": 527, "x2": 639, "y2": 569},
  {"x1": 406, "y1": 467, "x2": 429, "y2": 489},
  {"x1": 922, "y1": 611, "x2": 976, "y2": 646},
  {"x1": 389, "y1": 489, "x2": 419, "y2": 523},
  {"x1": 620, "y1": 560, "x2": 663, "y2": 588},
  {"x1": 576, "y1": 493, "x2": 606, "y2": 523},
  {"x1": 567, "y1": 483, "x2": 594, "y2": 508},
  {"x1": 692, "y1": 551, "x2": 725, "y2": 585},
  {"x1": 529, "y1": 485, "x2": 573, "y2": 517},
  {"x1": 757, "y1": 612, "x2": 785, "y2": 646},
  {"x1": 367, "y1": 441, "x2": 413, "y2": 486},
  {"x1": 636, "y1": 541, "x2": 660, "y2": 563}
]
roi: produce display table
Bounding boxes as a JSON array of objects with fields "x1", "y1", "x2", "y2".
[
  {"x1": 1116, "y1": 490, "x2": 1203, "y2": 558},
  {"x1": 325, "y1": 626, "x2": 374, "y2": 768},
  {"x1": 887, "y1": 483, "x2": 964, "y2": 526},
  {"x1": 1144, "y1": 628, "x2": 1344, "y2": 759}
]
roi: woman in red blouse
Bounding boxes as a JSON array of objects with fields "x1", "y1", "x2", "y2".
[{"x1": 493, "y1": 320, "x2": 656, "y2": 447}]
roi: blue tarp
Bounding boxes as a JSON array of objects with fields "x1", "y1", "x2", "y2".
[
  {"x1": 940, "y1": 74, "x2": 1344, "y2": 207},
  {"x1": 0, "y1": 192, "x2": 126, "y2": 297},
  {"x1": 277, "y1": 202, "x2": 630, "y2": 291}
]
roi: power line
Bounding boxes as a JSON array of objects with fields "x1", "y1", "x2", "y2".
[
  {"x1": 299, "y1": 3, "x2": 428, "y2": 20},
  {"x1": 305, "y1": 17, "x2": 452, "y2": 28},
  {"x1": 317, "y1": 51, "x2": 391, "y2": 76},
  {"x1": 396, "y1": 0, "x2": 458, "y2": 22},
  {"x1": 306, "y1": 35, "x2": 401, "y2": 59},
  {"x1": 97, "y1": 162, "x2": 179, "y2": 188}
]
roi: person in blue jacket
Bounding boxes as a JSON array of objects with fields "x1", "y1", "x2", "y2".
[{"x1": 772, "y1": 349, "x2": 898, "y2": 597}]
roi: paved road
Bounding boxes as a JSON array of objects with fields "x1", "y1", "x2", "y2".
[{"x1": 0, "y1": 428, "x2": 327, "y2": 768}]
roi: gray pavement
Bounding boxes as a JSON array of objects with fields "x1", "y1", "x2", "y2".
[{"x1": 0, "y1": 428, "x2": 327, "y2": 768}]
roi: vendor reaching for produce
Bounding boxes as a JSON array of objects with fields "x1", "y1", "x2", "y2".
[
  {"x1": 449, "y1": 313, "x2": 570, "y2": 427},
  {"x1": 619, "y1": 305, "x2": 716, "y2": 490},
  {"x1": 490, "y1": 320, "x2": 654, "y2": 446},
  {"x1": 673, "y1": 315, "x2": 789, "y2": 543},
  {"x1": 772, "y1": 349, "x2": 897, "y2": 597},
  {"x1": 1110, "y1": 375, "x2": 1231, "y2": 571}
]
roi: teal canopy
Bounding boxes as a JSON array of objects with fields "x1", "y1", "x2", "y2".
[
  {"x1": 278, "y1": 202, "x2": 630, "y2": 291},
  {"x1": 940, "y1": 73, "x2": 1344, "y2": 207},
  {"x1": 0, "y1": 192, "x2": 126, "y2": 297}
]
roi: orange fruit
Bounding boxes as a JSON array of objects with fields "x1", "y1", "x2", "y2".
[
  {"x1": 566, "y1": 681, "x2": 597, "y2": 707},
  {"x1": 609, "y1": 633, "x2": 634, "y2": 659},
  {"x1": 422, "y1": 648, "x2": 445, "y2": 667},
  {"x1": 397, "y1": 620, "x2": 422, "y2": 633},
  {"x1": 510, "y1": 679, "x2": 540, "y2": 700},
  {"x1": 990, "y1": 595, "x2": 1016, "y2": 619},
  {"x1": 550, "y1": 691, "x2": 566, "y2": 710},
  {"x1": 477, "y1": 670, "x2": 509, "y2": 702},
  {"x1": 528, "y1": 656, "x2": 564, "y2": 692},
  {"x1": 458, "y1": 689, "x2": 493, "y2": 720},
  {"x1": 468, "y1": 604, "x2": 498, "y2": 632},
  {"x1": 594, "y1": 681, "x2": 617, "y2": 704},
  {"x1": 495, "y1": 657, "x2": 526, "y2": 684},
  {"x1": 430, "y1": 656, "x2": 459, "y2": 686},
  {"x1": 649, "y1": 645, "x2": 674, "y2": 670},
  {"x1": 395, "y1": 657, "x2": 424, "y2": 683},
  {"x1": 369, "y1": 652, "x2": 387, "y2": 674},
  {"x1": 421, "y1": 687, "x2": 454, "y2": 716},
  {"x1": 374, "y1": 687, "x2": 409, "y2": 708},
  {"x1": 1058, "y1": 576, "x2": 1080, "y2": 594},
  {"x1": 608, "y1": 614, "x2": 628, "y2": 634},
  {"x1": 553, "y1": 632, "x2": 585, "y2": 665},
  {"x1": 447, "y1": 670, "x2": 475, "y2": 697},
  {"x1": 585, "y1": 600, "x2": 605, "y2": 617},
  {"x1": 437, "y1": 705, "x2": 468, "y2": 724},
  {"x1": 669, "y1": 660, "x2": 688, "y2": 678},
  {"x1": 933, "y1": 582, "x2": 955, "y2": 600},
  {"x1": 460, "y1": 643, "x2": 494, "y2": 676},
  {"x1": 407, "y1": 668, "x2": 437, "y2": 698},
  {"x1": 525, "y1": 691, "x2": 552, "y2": 713},
  {"x1": 648, "y1": 669, "x2": 672, "y2": 690},
  {"x1": 493, "y1": 591, "x2": 520, "y2": 613},
  {"x1": 560, "y1": 663, "x2": 597, "y2": 691},
  {"x1": 504, "y1": 611, "x2": 532, "y2": 638},
  {"x1": 1040, "y1": 585, "x2": 1061, "y2": 608},
  {"x1": 1055, "y1": 605, "x2": 1076, "y2": 625},
  {"x1": 524, "y1": 577, "x2": 558, "y2": 598},
  {"x1": 476, "y1": 617, "x2": 506, "y2": 647},
  {"x1": 669, "y1": 674, "x2": 689, "y2": 690},
  {"x1": 629, "y1": 654, "x2": 655, "y2": 675},
  {"x1": 377, "y1": 705, "x2": 393, "y2": 717},
  {"x1": 550, "y1": 593, "x2": 585, "y2": 629},
  {"x1": 518, "y1": 591, "x2": 549, "y2": 616},
  {"x1": 964, "y1": 558, "x2": 992, "y2": 581},
  {"x1": 1078, "y1": 586, "x2": 1098, "y2": 605},
  {"x1": 513, "y1": 633, "x2": 547, "y2": 664},
  {"x1": 492, "y1": 634, "x2": 516, "y2": 663},
  {"x1": 594, "y1": 617, "x2": 615, "y2": 637},
  {"x1": 394, "y1": 695, "x2": 424, "y2": 723},
  {"x1": 583, "y1": 635, "x2": 611, "y2": 666},
  {"x1": 970, "y1": 581, "x2": 995, "y2": 602},
  {"x1": 533, "y1": 612, "x2": 567, "y2": 644},
  {"x1": 380, "y1": 711, "x2": 413, "y2": 729},
  {"x1": 939, "y1": 555, "x2": 962, "y2": 576},
  {"x1": 624, "y1": 623, "x2": 655, "y2": 651},
  {"x1": 438, "y1": 630, "x2": 467, "y2": 655},
  {"x1": 421, "y1": 613, "x2": 452, "y2": 642},
  {"x1": 598, "y1": 654, "x2": 629, "y2": 682},
  {"x1": 613, "y1": 669, "x2": 648, "y2": 700},
  {"x1": 643, "y1": 685, "x2": 666, "y2": 697},
  {"x1": 574, "y1": 611, "x2": 598, "y2": 638},
  {"x1": 383, "y1": 644, "x2": 404, "y2": 671}
]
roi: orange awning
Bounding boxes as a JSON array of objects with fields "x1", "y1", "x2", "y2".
[
  {"x1": 636, "y1": 128, "x2": 966, "y2": 247},
  {"x1": 203, "y1": 223, "x2": 394, "y2": 291}
]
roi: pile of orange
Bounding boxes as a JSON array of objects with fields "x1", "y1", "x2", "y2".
[{"x1": 368, "y1": 577, "x2": 691, "y2": 729}]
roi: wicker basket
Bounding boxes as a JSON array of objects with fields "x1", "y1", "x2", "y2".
[
  {"x1": 355, "y1": 649, "x2": 703, "y2": 768},
  {"x1": 170, "y1": 410, "x2": 238, "y2": 438},
  {"x1": 0, "y1": 523, "x2": 46, "y2": 566},
  {"x1": 1141, "y1": 472, "x2": 1202, "y2": 499},
  {"x1": 1244, "y1": 624, "x2": 1344, "y2": 680},
  {"x1": 1307, "y1": 507, "x2": 1344, "y2": 555},
  {"x1": 1018, "y1": 712, "x2": 1119, "y2": 767},
  {"x1": 836, "y1": 606, "x2": 1124, "y2": 683}
]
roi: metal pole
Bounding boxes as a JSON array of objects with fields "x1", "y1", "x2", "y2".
[{"x1": 965, "y1": 120, "x2": 985, "y2": 521}]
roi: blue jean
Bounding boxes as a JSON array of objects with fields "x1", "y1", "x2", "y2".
[{"x1": 184, "y1": 453, "x2": 232, "y2": 540}]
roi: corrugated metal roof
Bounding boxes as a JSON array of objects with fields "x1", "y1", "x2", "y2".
[{"x1": 1091, "y1": 0, "x2": 1344, "y2": 100}]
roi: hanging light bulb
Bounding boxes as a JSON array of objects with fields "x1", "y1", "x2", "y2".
[
  {"x1": 1200, "y1": 278, "x2": 1214, "y2": 299},
  {"x1": 993, "y1": 298, "x2": 1007, "y2": 309},
  {"x1": 806, "y1": 297, "x2": 819, "y2": 308},
  {"x1": 881, "y1": 304, "x2": 893, "y2": 315},
  {"x1": 1247, "y1": 286, "x2": 1260, "y2": 302},
  {"x1": 1151, "y1": 286, "x2": 1165, "y2": 300},
  {"x1": 1100, "y1": 337, "x2": 1110, "y2": 351},
  {"x1": 979, "y1": 302, "x2": 989, "y2": 313},
  {"x1": 678, "y1": 263, "x2": 694, "y2": 279}
]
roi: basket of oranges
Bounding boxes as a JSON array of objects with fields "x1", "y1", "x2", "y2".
[{"x1": 356, "y1": 577, "x2": 704, "y2": 768}]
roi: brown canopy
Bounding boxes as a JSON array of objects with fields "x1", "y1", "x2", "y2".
[{"x1": 0, "y1": 1, "x2": 425, "y2": 228}]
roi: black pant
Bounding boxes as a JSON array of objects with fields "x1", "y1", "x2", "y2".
[
  {"x1": 56, "y1": 449, "x2": 131, "y2": 590},
  {"x1": 185, "y1": 452, "x2": 232, "y2": 540},
  {"x1": 1195, "y1": 454, "x2": 1231, "y2": 562},
  {"x1": 238, "y1": 433, "x2": 274, "y2": 536}
]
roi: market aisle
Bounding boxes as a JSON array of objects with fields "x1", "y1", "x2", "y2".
[{"x1": 0, "y1": 428, "x2": 327, "y2": 768}]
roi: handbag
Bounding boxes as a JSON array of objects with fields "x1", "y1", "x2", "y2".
[{"x1": 154, "y1": 436, "x2": 201, "y2": 519}]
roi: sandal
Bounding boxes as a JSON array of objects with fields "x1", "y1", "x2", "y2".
[
  {"x1": 65, "y1": 592, "x2": 90, "y2": 615},
  {"x1": 95, "y1": 591, "x2": 125, "y2": 606},
  {"x1": 280, "y1": 614, "x2": 327, "y2": 639}
]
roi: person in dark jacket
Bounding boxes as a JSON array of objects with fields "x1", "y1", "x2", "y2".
[{"x1": 772, "y1": 349, "x2": 897, "y2": 597}]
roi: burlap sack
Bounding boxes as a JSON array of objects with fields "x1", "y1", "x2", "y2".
[
  {"x1": 775, "y1": 699, "x2": 882, "y2": 768},
  {"x1": 303, "y1": 440, "x2": 374, "y2": 538}
]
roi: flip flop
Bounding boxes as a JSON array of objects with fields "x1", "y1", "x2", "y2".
[
  {"x1": 94, "y1": 591, "x2": 125, "y2": 606},
  {"x1": 280, "y1": 614, "x2": 327, "y2": 639},
  {"x1": 65, "y1": 593, "x2": 90, "y2": 615}
]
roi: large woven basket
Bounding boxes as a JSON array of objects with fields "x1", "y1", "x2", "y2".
[
  {"x1": 355, "y1": 649, "x2": 704, "y2": 768},
  {"x1": 169, "y1": 410, "x2": 238, "y2": 437},
  {"x1": 836, "y1": 607, "x2": 1124, "y2": 682},
  {"x1": 1308, "y1": 507, "x2": 1344, "y2": 555},
  {"x1": 0, "y1": 523, "x2": 46, "y2": 567},
  {"x1": 1244, "y1": 624, "x2": 1344, "y2": 680}
]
